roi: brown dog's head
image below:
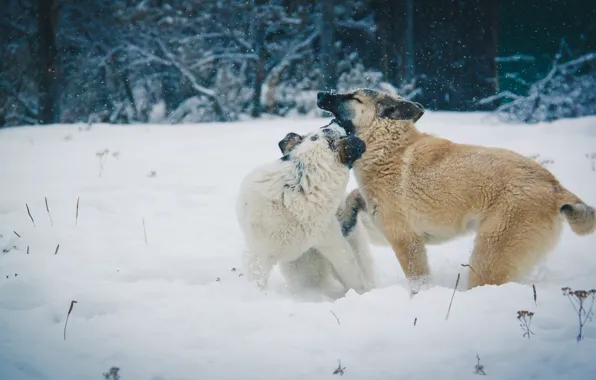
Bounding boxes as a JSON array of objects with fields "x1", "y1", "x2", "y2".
[
  {"x1": 316, "y1": 88, "x2": 425, "y2": 135},
  {"x1": 278, "y1": 126, "x2": 366, "y2": 169}
]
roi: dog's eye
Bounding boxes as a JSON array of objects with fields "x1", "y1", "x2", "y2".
[
  {"x1": 322, "y1": 128, "x2": 332, "y2": 134},
  {"x1": 344, "y1": 93, "x2": 362, "y2": 104}
]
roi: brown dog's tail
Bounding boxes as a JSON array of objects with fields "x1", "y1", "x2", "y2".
[{"x1": 558, "y1": 189, "x2": 595, "y2": 235}]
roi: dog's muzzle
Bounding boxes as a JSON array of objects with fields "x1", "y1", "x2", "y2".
[{"x1": 317, "y1": 91, "x2": 336, "y2": 111}]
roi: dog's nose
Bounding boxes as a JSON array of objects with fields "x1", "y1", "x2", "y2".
[
  {"x1": 316, "y1": 92, "x2": 327, "y2": 104},
  {"x1": 317, "y1": 91, "x2": 333, "y2": 107}
]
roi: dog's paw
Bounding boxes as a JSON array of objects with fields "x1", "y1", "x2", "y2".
[
  {"x1": 346, "y1": 188, "x2": 367, "y2": 213},
  {"x1": 408, "y1": 275, "x2": 432, "y2": 296}
]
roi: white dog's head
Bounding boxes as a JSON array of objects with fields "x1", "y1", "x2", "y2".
[{"x1": 278, "y1": 123, "x2": 366, "y2": 170}]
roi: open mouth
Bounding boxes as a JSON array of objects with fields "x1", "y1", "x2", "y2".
[
  {"x1": 320, "y1": 118, "x2": 340, "y2": 129},
  {"x1": 316, "y1": 91, "x2": 355, "y2": 135},
  {"x1": 320, "y1": 117, "x2": 356, "y2": 136},
  {"x1": 320, "y1": 119, "x2": 347, "y2": 138}
]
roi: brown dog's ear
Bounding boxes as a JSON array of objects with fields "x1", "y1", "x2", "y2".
[
  {"x1": 379, "y1": 99, "x2": 425, "y2": 122},
  {"x1": 278, "y1": 132, "x2": 304, "y2": 154}
]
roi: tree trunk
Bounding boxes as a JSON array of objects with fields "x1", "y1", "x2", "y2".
[
  {"x1": 251, "y1": 0, "x2": 266, "y2": 118},
  {"x1": 489, "y1": 0, "x2": 500, "y2": 94},
  {"x1": 467, "y1": 0, "x2": 500, "y2": 110},
  {"x1": 123, "y1": 69, "x2": 139, "y2": 122},
  {"x1": 372, "y1": 0, "x2": 403, "y2": 84},
  {"x1": 37, "y1": 0, "x2": 59, "y2": 124},
  {"x1": 413, "y1": 0, "x2": 499, "y2": 111},
  {"x1": 319, "y1": 0, "x2": 336, "y2": 90},
  {"x1": 404, "y1": 0, "x2": 415, "y2": 81}
]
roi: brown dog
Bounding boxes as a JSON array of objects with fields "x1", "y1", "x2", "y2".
[{"x1": 317, "y1": 88, "x2": 595, "y2": 292}]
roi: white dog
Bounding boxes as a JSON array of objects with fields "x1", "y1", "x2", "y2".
[
  {"x1": 274, "y1": 132, "x2": 376, "y2": 293},
  {"x1": 236, "y1": 125, "x2": 369, "y2": 294}
]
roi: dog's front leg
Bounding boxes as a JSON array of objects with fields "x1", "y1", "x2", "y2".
[
  {"x1": 314, "y1": 220, "x2": 367, "y2": 295},
  {"x1": 384, "y1": 231, "x2": 431, "y2": 295},
  {"x1": 243, "y1": 249, "x2": 274, "y2": 291}
]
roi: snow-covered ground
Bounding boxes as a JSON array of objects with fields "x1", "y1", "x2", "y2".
[{"x1": 1, "y1": 112, "x2": 596, "y2": 380}]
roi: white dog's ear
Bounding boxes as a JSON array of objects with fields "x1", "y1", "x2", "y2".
[
  {"x1": 278, "y1": 132, "x2": 304, "y2": 154},
  {"x1": 379, "y1": 99, "x2": 425, "y2": 122}
]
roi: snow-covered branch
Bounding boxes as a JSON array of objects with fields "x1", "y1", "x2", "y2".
[
  {"x1": 264, "y1": 30, "x2": 319, "y2": 87},
  {"x1": 477, "y1": 91, "x2": 522, "y2": 105},
  {"x1": 482, "y1": 52, "x2": 596, "y2": 123},
  {"x1": 496, "y1": 54, "x2": 535, "y2": 63},
  {"x1": 189, "y1": 53, "x2": 259, "y2": 70},
  {"x1": 154, "y1": 38, "x2": 217, "y2": 99},
  {"x1": 336, "y1": 18, "x2": 377, "y2": 37}
]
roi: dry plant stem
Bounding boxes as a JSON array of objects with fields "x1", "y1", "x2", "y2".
[
  {"x1": 460, "y1": 263, "x2": 478, "y2": 276},
  {"x1": 474, "y1": 354, "x2": 487, "y2": 375},
  {"x1": 54, "y1": 244, "x2": 60, "y2": 255},
  {"x1": 103, "y1": 367, "x2": 121, "y2": 380},
  {"x1": 330, "y1": 310, "x2": 341, "y2": 325},
  {"x1": 142, "y1": 217, "x2": 148, "y2": 245},
  {"x1": 517, "y1": 310, "x2": 535, "y2": 339},
  {"x1": 562, "y1": 288, "x2": 596, "y2": 342},
  {"x1": 413, "y1": 317, "x2": 417, "y2": 326},
  {"x1": 97, "y1": 151, "x2": 108, "y2": 177},
  {"x1": 64, "y1": 300, "x2": 78, "y2": 340},
  {"x1": 75, "y1": 197, "x2": 80, "y2": 226},
  {"x1": 13, "y1": 231, "x2": 20, "y2": 238},
  {"x1": 26, "y1": 203, "x2": 36, "y2": 227},
  {"x1": 533, "y1": 284, "x2": 537, "y2": 306},
  {"x1": 461, "y1": 263, "x2": 483, "y2": 284},
  {"x1": 45, "y1": 197, "x2": 53, "y2": 226},
  {"x1": 333, "y1": 360, "x2": 346, "y2": 376},
  {"x1": 445, "y1": 273, "x2": 461, "y2": 321},
  {"x1": 579, "y1": 294, "x2": 595, "y2": 341},
  {"x1": 26, "y1": 246, "x2": 29, "y2": 255}
]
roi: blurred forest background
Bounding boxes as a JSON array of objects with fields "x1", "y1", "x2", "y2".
[{"x1": 1, "y1": 0, "x2": 595, "y2": 128}]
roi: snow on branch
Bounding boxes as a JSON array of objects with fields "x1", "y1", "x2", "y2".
[
  {"x1": 495, "y1": 54, "x2": 535, "y2": 63},
  {"x1": 557, "y1": 52, "x2": 596, "y2": 72},
  {"x1": 477, "y1": 91, "x2": 522, "y2": 105},
  {"x1": 219, "y1": 29, "x2": 254, "y2": 52},
  {"x1": 154, "y1": 38, "x2": 217, "y2": 99},
  {"x1": 336, "y1": 18, "x2": 377, "y2": 38},
  {"x1": 481, "y1": 51, "x2": 596, "y2": 123},
  {"x1": 189, "y1": 53, "x2": 258, "y2": 70},
  {"x1": 124, "y1": 43, "x2": 172, "y2": 68},
  {"x1": 264, "y1": 30, "x2": 319, "y2": 88}
]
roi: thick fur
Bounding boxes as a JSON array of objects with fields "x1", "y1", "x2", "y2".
[
  {"x1": 345, "y1": 188, "x2": 391, "y2": 247},
  {"x1": 317, "y1": 88, "x2": 596, "y2": 291},
  {"x1": 276, "y1": 133, "x2": 377, "y2": 292},
  {"x1": 236, "y1": 125, "x2": 370, "y2": 293},
  {"x1": 278, "y1": 189, "x2": 376, "y2": 293}
]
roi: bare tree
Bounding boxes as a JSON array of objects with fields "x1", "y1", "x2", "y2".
[
  {"x1": 404, "y1": 0, "x2": 415, "y2": 81},
  {"x1": 37, "y1": 0, "x2": 60, "y2": 124},
  {"x1": 319, "y1": 0, "x2": 336, "y2": 89},
  {"x1": 480, "y1": 43, "x2": 596, "y2": 123}
]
